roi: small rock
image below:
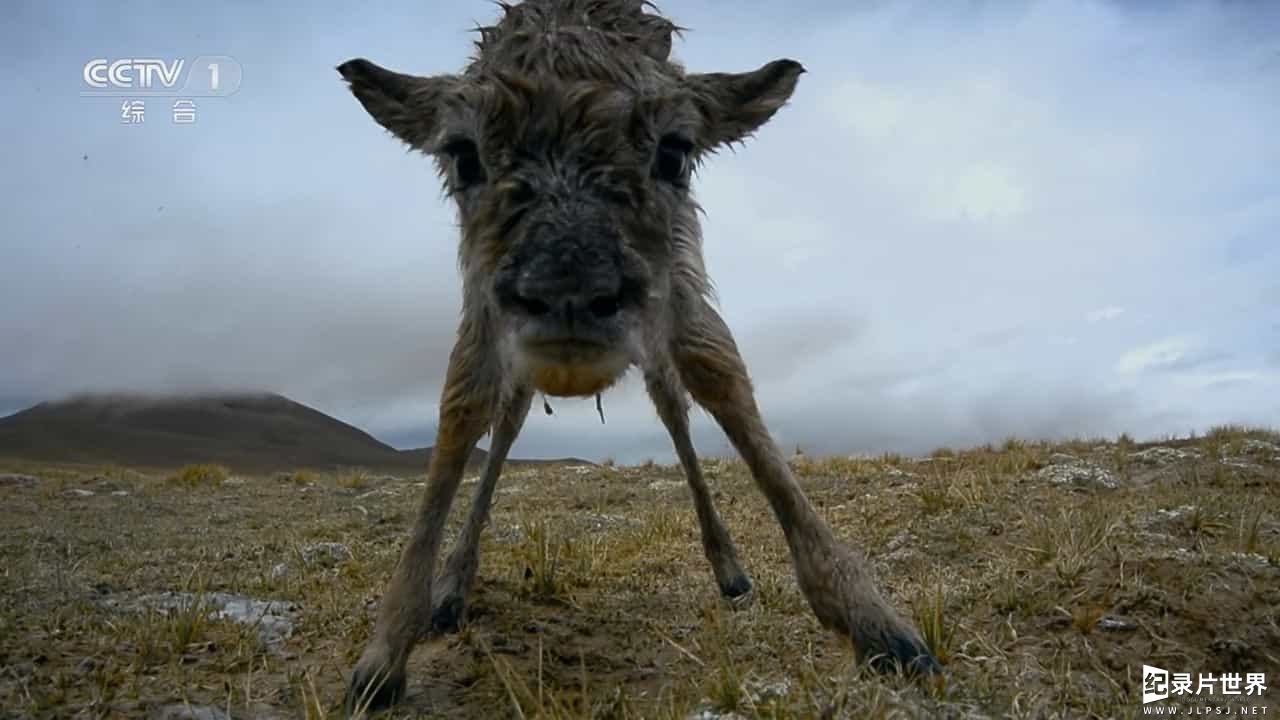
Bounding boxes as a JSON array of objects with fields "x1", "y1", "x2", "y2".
[
  {"x1": 1225, "y1": 552, "x2": 1272, "y2": 569},
  {"x1": 686, "y1": 711, "x2": 749, "y2": 720},
  {"x1": 1144, "y1": 505, "x2": 1197, "y2": 531},
  {"x1": 882, "y1": 530, "x2": 918, "y2": 564},
  {"x1": 301, "y1": 542, "x2": 350, "y2": 566},
  {"x1": 369, "y1": 474, "x2": 400, "y2": 485},
  {"x1": 111, "y1": 490, "x2": 130, "y2": 497},
  {"x1": 493, "y1": 524, "x2": 524, "y2": 543},
  {"x1": 75, "y1": 657, "x2": 97, "y2": 674},
  {"x1": 1241, "y1": 439, "x2": 1280, "y2": 456},
  {"x1": 354, "y1": 487, "x2": 398, "y2": 500},
  {"x1": 1096, "y1": 615, "x2": 1138, "y2": 632},
  {"x1": 1036, "y1": 462, "x2": 1118, "y2": 490},
  {"x1": 744, "y1": 677, "x2": 791, "y2": 703},
  {"x1": 214, "y1": 594, "x2": 300, "y2": 648},
  {"x1": 883, "y1": 547, "x2": 918, "y2": 565},
  {"x1": 1047, "y1": 452, "x2": 1080, "y2": 466},
  {"x1": 152, "y1": 704, "x2": 230, "y2": 720},
  {"x1": 579, "y1": 513, "x2": 631, "y2": 532},
  {"x1": 1219, "y1": 458, "x2": 1260, "y2": 472},
  {"x1": 89, "y1": 476, "x2": 126, "y2": 492},
  {"x1": 149, "y1": 704, "x2": 231, "y2": 720},
  {"x1": 911, "y1": 456, "x2": 953, "y2": 465},
  {"x1": 270, "y1": 562, "x2": 291, "y2": 580},
  {"x1": 1209, "y1": 638, "x2": 1255, "y2": 665},
  {"x1": 884, "y1": 530, "x2": 913, "y2": 553},
  {"x1": 0, "y1": 473, "x2": 39, "y2": 488},
  {"x1": 1149, "y1": 547, "x2": 1196, "y2": 562},
  {"x1": 1129, "y1": 447, "x2": 1201, "y2": 465},
  {"x1": 1155, "y1": 505, "x2": 1197, "y2": 521},
  {"x1": 62, "y1": 488, "x2": 96, "y2": 498},
  {"x1": 110, "y1": 592, "x2": 300, "y2": 649},
  {"x1": 646, "y1": 479, "x2": 683, "y2": 491}
]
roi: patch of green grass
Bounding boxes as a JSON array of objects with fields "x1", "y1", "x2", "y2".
[{"x1": 911, "y1": 579, "x2": 956, "y2": 665}]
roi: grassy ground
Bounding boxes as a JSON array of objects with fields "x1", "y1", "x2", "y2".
[{"x1": 1, "y1": 427, "x2": 1278, "y2": 719}]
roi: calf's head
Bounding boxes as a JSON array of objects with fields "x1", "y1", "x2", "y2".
[{"x1": 338, "y1": 30, "x2": 803, "y2": 397}]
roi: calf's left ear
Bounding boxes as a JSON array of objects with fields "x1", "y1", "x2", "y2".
[
  {"x1": 337, "y1": 58, "x2": 459, "y2": 152},
  {"x1": 685, "y1": 59, "x2": 805, "y2": 151}
]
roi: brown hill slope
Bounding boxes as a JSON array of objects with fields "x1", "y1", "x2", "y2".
[{"x1": 0, "y1": 392, "x2": 494, "y2": 473}]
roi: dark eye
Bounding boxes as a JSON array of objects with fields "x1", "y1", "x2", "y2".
[
  {"x1": 443, "y1": 139, "x2": 486, "y2": 188},
  {"x1": 654, "y1": 135, "x2": 693, "y2": 184},
  {"x1": 508, "y1": 181, "x2": 535, "y2": 205}
]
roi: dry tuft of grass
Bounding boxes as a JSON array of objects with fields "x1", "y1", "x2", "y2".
[
  {"x1": 165, "y1": 462, "x2": 230, "y2": 487},
  {"x1": 911, "y1": 579, "x2": 956, "y2": 666},
  {"x1": 279, "y1": 469, "x2": 319, "y2": 485},
  {"x1": 335, "y1": 468, "x2": 373, "y2": 490}
]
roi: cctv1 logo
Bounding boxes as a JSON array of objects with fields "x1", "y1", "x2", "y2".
[{"x1": 81, "y1": 56, "x2": 242, "y2": 96}]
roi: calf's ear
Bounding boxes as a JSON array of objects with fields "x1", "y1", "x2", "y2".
[
  {"x1": 685, "y1": 59, "x2": 805, "y2": 151},
  {"x1": 337, "y1": 58, "x2": 460, "y2": 152}
]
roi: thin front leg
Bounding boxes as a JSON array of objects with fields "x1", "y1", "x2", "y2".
[
  {"x1": 644, "y1": 363, "x2": 753, "y2": 603},
  {"x1": 431, "y1": 385, "x2": 534, "y2": 632},
  {"x1": 346, "y1": 326, "x2": 497, "y2": 713},
  {"x1": 674, "y1": 299, "x2": 939, "y2": 676}
]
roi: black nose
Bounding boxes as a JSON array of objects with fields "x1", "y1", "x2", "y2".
[
  {"x1": 493, "y1": 232, "x2": 646, "y2": 329},
  {"x1": 509, "y1": 283, "x2": 624, "y2": 325}
]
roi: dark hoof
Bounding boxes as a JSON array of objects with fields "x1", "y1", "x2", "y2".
[
  {"x1": 430, "y1": 594, "x2": 465, "y2": 634},
  {"x1": 344, "y1": 664, "x2": 405, "y2": 717},
  {"x1": 719, "y1": 575, "x2": 755, "y2": 610},
  {"x1": 866, "y1": 628, "x2": 942, "y2": 678}
]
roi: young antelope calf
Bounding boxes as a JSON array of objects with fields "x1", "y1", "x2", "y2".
[{"x1": 337, "y1": 0, "x2": 940, "y2": 710}]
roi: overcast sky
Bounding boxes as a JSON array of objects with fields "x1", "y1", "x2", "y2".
[{"x1": 3, "y1": 0, "x2": 1278, "y2": 462}]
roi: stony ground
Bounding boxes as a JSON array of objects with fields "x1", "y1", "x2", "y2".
[{"x1": 1, "y1": 427, "x2": 1278, "y2": 719}]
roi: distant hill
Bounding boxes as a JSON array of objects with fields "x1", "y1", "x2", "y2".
[{"x1": 0, "y1": 392, "x2": 585, "y2": 473}]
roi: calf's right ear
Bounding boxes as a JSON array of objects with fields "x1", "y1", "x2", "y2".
[
  {"x1": 337, "y1": 58, "x2": 458, "y2": 152},
  {"x1": 685, "y1": 58, "x2": 805, "y2": 151}
]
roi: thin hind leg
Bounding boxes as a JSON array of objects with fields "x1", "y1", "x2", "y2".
[
  {"x1": 644, "y1": 362, "x2": 753, "y2": 605},
  {"x1": 673, "y1": 298, "x2": 939, "y2": 676}
]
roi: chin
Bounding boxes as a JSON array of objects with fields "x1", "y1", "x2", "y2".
[{"x1": 516, "y1": 347, "x2": 632, "y2": 397}]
